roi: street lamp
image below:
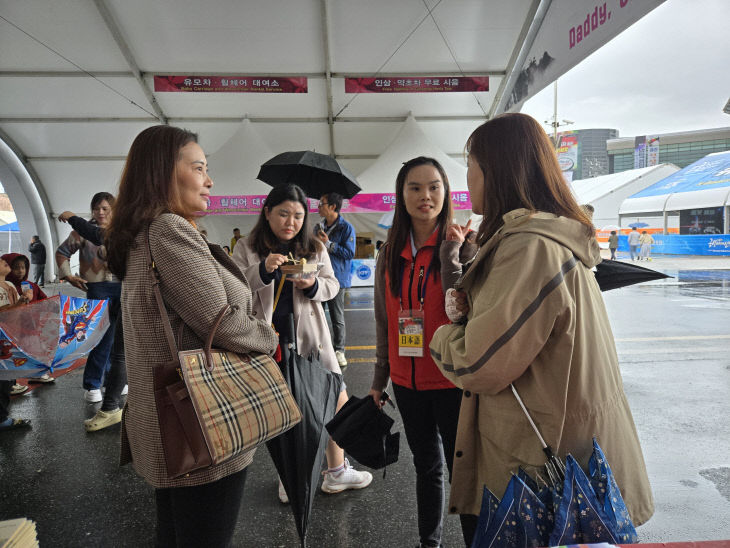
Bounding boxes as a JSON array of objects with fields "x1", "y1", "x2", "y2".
[{"x1": 543, "y1": 81, "x2": 574, "y2": 147}]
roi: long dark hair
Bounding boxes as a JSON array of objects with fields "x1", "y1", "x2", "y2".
[
  {"x1": 384, "y1": 156, "x2": 453, "y2": 295},
  {"x1": 248, "y1": 184, "x2": 319, "y2": 260},
  {"x1": 467, "y1": 113, "x2": 593, "y2": 244},
  {"x1": 105, "y1": 125, "x2": 199, "y2": 278}
]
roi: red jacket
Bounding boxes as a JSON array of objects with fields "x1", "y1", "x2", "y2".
[
  {"x1": 1, "y1": 253, "x2": 47, "y2": 302},
  {"x1": 382, "y1": 231, "x2": 455, "y2": 391}
]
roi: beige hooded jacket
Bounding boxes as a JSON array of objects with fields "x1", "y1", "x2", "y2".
[{"x1": 430, "y1": 209, "x2": 654, "y2": 525}]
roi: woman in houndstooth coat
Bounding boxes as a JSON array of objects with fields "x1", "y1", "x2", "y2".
[{"x1": 106, "y1": 125, "x2": 277, "y2": 548}]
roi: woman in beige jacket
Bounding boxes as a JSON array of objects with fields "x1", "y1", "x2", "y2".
[
  {"x1": 429, "y1": 113, "x2": 654, "y2": 545},
  {"x1": 105, "y1": 126, "x2": 278, "y2": 547},
  {"x1": 232, "y1": 184, "x2": 372, "y2": 501}
]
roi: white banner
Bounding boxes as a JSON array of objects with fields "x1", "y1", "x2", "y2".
[{"x1": 506, "y1": 0, "x2": 665, "y2": 112}]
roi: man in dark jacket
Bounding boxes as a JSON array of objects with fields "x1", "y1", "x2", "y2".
[
  {"x1": 315, "y1": 193, "x2": 355, "y2": 369},
  {"x1": 28, "y1": 235, "x2": 46, "y2": 286}
]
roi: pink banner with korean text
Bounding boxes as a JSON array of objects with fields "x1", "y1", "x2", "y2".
[
  {"x1": 207, "y1": 193, "x2": 472, "y2": 215},
  {"x1": 153, "y1": 76, "x2": 308, "y2": 93},
  {"x1": 344, "y1": 76, "x2": 488, "y2": 93}
]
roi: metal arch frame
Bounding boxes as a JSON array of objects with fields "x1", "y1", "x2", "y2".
[
  {"x1": 490, "y1": 0, "x2": 551, "y2": 118},
  {"x1": 0, "y1": 129, "x2": 57, "y2": 276}
]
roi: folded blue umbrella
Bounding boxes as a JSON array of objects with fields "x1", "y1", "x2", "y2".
[
  {"x1": 474, "y1": 474, "x2": 551, "y2": 548},
  {"x1": 471, "y1": 439, "x2": 638, "y2": 547}
]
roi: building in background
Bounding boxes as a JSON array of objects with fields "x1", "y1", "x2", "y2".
[
  {"x1": 556, "y1": 128, "x2": 618, "y2": 181},
  {"x1": 608, "y1": 127, "x2": 730, "y2": 174}
]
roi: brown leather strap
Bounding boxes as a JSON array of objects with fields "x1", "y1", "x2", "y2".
[{"x1": 144, "y1": 227, "x2": 179, "y2": 360}]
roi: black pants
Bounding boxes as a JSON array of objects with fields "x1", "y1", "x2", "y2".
[
  {"x1": 101, "y1": 312, "x2": 127, "y2": 412},
  {"x1": 155, "y1": 468, "x2": 247, "y2": 548},
  {"x1": 0, "y1": 380, "x2": 11, "y2": 423},
  {"x1": 393, "y1": 383, "x2": 465, "y2": 547}
]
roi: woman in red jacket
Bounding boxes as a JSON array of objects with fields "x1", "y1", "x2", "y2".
[{"x1": 369, "y1": 156, "x2": 476, "y2": 548}]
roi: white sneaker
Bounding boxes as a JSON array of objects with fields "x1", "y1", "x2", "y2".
[
  {"x1": 321, "y1": 458, "x2": 373, "y2": 494},
  {"x1": 85, "y1": 389, "x2": 102, "y2": 403},
  {"x1": 121, "y1": 384, "x2": 128, "y2": 395},
  {"x1": 278, "y1": 479, "x2": 289, "y2": 504},
  {"x1": 335, "y1": 351, "x2": 348, "y2": 367}
]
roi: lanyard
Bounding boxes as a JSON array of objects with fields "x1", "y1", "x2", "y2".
[{"x1": 398, "y1": 258, "x2": 434, "y2": 310}]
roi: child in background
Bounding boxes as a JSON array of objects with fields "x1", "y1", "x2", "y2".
[
  {"x1": 1, "y1": 253, "x2": 54, "y2": 385},
  {"x1": 0, "y1": 258, "x2": 34, "y2": 421}
]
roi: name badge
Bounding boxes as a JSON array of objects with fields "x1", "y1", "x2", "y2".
[{"x1": 398, "y1": 309, "x2": 425, "y2": 357}]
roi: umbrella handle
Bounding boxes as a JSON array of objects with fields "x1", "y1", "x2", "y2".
[{"x1": 510, "y1": 384, "x2": 548, "y2": 450}]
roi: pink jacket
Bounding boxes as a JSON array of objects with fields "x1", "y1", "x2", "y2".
[{"x1": 232, "y1": 239, "x2": 342, "y2": 374}]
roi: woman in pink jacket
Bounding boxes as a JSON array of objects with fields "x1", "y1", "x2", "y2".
[{"x1": 232, "y1": 184, "x2": 372, "y2": 502}]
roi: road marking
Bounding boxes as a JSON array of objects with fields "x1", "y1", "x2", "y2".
[
  {"x1": 616, "y1": 334, "x2": 730, "y2": 342},
  {"x1": 347, "y1": 335, "x2": 730, "y2": 350},
  {"x1": 344, "y1": 357, "x2": 376, "y2": 363},
  {"x1": 345, "y1": 308, "x2": 374, "y2": 311}
]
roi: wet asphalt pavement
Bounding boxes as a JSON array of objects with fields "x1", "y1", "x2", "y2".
[{"x1": 1, "y1": 254, "x2": 729, "y2": 547}]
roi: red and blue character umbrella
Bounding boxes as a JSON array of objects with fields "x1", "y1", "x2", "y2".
[{"x1": 0, "y1": 295, "x2": 109, "y2": 379}]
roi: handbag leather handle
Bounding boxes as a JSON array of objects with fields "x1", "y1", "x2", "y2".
[{"x1": 145, "y1": 226, "x2": 230, "y2": 371}]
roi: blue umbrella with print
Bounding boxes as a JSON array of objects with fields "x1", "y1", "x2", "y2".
[
  {"x1": 0, "y1": 294, "x2": 109, "y2": 380},
  {"x1": 471, "y1": 439, "x2": 638, "y2": 548}
]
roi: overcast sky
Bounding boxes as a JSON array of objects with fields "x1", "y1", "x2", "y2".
[{"x1": 520, "y1": 0, "x2": 730, "y2": 138}]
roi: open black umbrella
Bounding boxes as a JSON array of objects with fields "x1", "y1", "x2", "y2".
[
  {"x1": 257, "y1": 150, "x2": 362, "y2": 199},
  {"x1": 594, "y1": 259, "x2": 671, "y2": 291},
  {"x1": 325, "y1": 393, "x2": 400, "y2": 476},
  {"x1": 267, "y1": 315, "x2": 343, "y2": 548}
]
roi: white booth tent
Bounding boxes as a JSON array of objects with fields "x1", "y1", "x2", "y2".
[
  {"x1": 569, "y1": 164, "x2": 679, "y2": 229},
  {"x1": 619, "y1": 150, "x2": 730, "y2": 233},
  {"x1": 197, "y1": 119, "x2": 274, "y2": 246},
  {"x1": 345, "y1": 114, "x2": 469, "y2": 243}
]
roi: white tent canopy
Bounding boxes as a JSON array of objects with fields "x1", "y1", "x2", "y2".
[
  {"x1": 0, "y1": 0, "x2": 665, "y2": 273},
  {"x1": 570, "y1": 164, "x2": 679, "y2": 228}
]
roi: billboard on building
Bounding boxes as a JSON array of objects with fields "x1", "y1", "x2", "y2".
[{"x1": 557, "y1": 131, "x2": 580, "y2": 181}]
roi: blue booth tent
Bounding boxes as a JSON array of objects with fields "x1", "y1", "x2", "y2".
[{"x1": 618, "y1": 151, "x2": 730, "y2": 255}]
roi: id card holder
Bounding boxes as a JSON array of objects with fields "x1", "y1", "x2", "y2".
[{"x1": 398, "y1": 309, "x2": 425, "y2": 357}]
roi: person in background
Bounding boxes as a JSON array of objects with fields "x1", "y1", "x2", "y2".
[
  {"x1": 230, "y1": 228, "x2": 242, "y2": 251},
  {"x1": 0, "y1": 256, "x2": 34, "y2": 419},
  {"x1": 628, "y1": 226, "x2": 641, "y2": 260},
  {"x1": 639, "y1": 230, "x2": 654, "y2": 260},
  {"x1": 609, "y1": 230, "x2": 619, "y2": 260},
  {"x1": 1, "y1": 253, "x2": 54, "y2": 386},
  {"x1": 369, "y1": 157, "x2": 477, "y2": 548},
  {"x1": 28, "y1": 235, "x2": 46, "y2": 287},
  {"x1": 56, "y1": 192, "x2": 121, "y2": 403},
  {"x1": 374, "y1": 240, "x2": 384, "y2": 259},
  {"x1": 233, "y1": 184, "x2": 372, "y2": 503},
  {"x1": 57, "y1": 211, "x2": 127, "y2": 432},
  {"x1": 105, "y1": 125, "x2": 277, "y2": 547},
  {"x1": 222, "y1": 245, "x2": 231, "y2": 256},
  {"x1": 430, "y1": 113, "x2": 654, "y2": 545},
  {"x1": 315, "y1": 192, "x2": 355, "y2": 370}
]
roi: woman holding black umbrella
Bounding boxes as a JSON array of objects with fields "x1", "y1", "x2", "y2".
[
  {"x1": 429, "y1": 113, "x2": 654, "y2": 545},
  {"x1": 232, "y1": 184, "x2": 372, "y2": 503}
]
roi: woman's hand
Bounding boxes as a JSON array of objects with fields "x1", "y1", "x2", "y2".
[
  {"x1": 22, "y1": 289, "x2": 33, "y2": 302},
  {"x1": 445, "y1": 288, "x2": 469, "y2": 323},
  {"x1": 291, "y1": 276, "x2": 315, "y2": 290},
  {"x1": 57, "y1": 211, "x2": 77, "y2": 223},
  {"x1": 265, "y1": 253, "x2": 287, "y2": 273},
  {"x1": 446, "y1": 219, "x2": 472, "y2": 243},
  {"x1": 368, "y1": 388, "x2": 384, "y2": 409},
  {"x1": 64, "y1": 274, "x2": 88, "y2": 291}
]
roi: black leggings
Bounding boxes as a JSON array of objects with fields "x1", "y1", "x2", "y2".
[{"x1": 155, "y1": 468, "x2": 247, "y2": 548}]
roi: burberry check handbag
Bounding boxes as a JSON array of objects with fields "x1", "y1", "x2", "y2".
[{"x1": 145, "y1": 229, "x2": 301, "y2": 479}]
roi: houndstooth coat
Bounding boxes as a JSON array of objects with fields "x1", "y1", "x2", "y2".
[{"x1": 120, "y1": 214, "x2": 278, "y2": 488}]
